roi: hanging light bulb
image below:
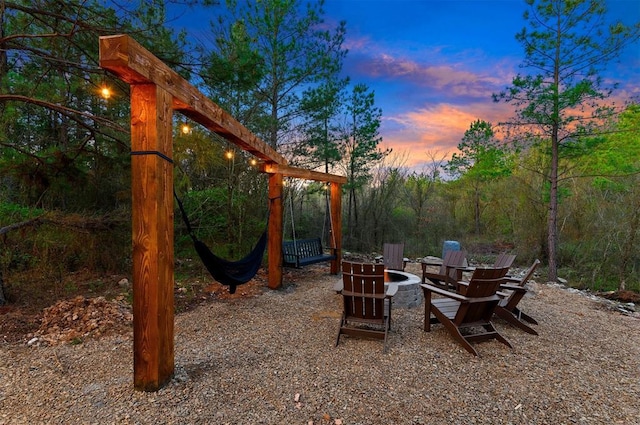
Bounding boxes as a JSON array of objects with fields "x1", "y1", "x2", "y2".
[
  {"x1": 181, "y1": 122, "x2": 191, "y2": 134},
  {"x1": 225, "y1": 150, "x2": 234, "y2": 160},
  {"x1": 100, "y1": 86, "x2": 112, "y2": 99},
  {"x1": 250, "y1": 158, "x2": 257, "y2": 166}
]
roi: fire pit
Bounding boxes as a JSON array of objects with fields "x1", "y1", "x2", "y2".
[{"x1": 384, "y1": 270, "x2": 422, "y2": 308}]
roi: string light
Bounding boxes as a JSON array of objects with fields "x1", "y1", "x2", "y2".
[
  {"x1": 99, "y1": 86, "x2": 112, "y2": 99},
  {"x1": 250, "y1": 158, "x2": 257, "y2": 166},
  {"x1": 181, "y1": 123, "x2": 191, "y2": 134},
  {"x1": 225, "y1": 150, "x2": 234, "y2": 160}
]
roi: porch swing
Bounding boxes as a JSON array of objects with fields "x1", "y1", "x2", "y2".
[{"x1": 282, "y1": 183, "x2": 337, "y2": 268}]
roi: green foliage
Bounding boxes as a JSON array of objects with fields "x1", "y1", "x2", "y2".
[
  {"x1": 340, "y1": 84, "x2": 389, "y2": 188},
  {"x1": 1, "y1": 0, "x2": 639, "y2": 301},
  {"x1": 297, "y1": 77, "x2": 348, "y2": 171},
  {"x1": 200, "y1": 20, "x2": 266, "y2": 126},
  {"x1": 0, "y1": 0, "x2": 190, "y2": 210},
  {"x1": 492, "y1": 0, "x2": 640, "y2": 281},
  {"x1": 214, "y1": 0, "x2": 348, "y2": 149},
  {"x1": 0, "y1": 203, "x2": 43, "y2": 223},
  {"x1": 446, "y1": 119, "x2": 513, "y2": 235}
]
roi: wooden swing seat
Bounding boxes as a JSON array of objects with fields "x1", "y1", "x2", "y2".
[{"x1": 282, "y1": 237, "x2": 336, "y2": 268}]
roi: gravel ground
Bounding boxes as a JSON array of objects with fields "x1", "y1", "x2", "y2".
[{"x1": 1, "y1": 263, "x2": 639, "y2": 425}]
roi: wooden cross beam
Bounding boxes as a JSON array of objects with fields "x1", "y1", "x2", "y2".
[
  {"x1": 260, "y1": 163, "x2": 347, "y2": 184},
  {"x1": 100, "y1": 35, "x2": 286, "y2": 164}
]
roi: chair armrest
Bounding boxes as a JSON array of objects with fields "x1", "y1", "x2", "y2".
[
  {"x1": 420, "y1": 260, "x2": 443, "y2": 266},
  {"x1": 386, "y1": 282, "x2": 398, "y2": 298},
  {"x1": 420, "y1": 260, "x2": 442, "y2": 271},
  {"x1": 451, "y1": 265, "x2": 474, "y2": 272},
  {"x1": 420, "y1": 283, "x2": 467, "y2": 302},
  {"x1": 334, "y1": 280, "x2": 343, "y2": 293},
  {"x1": 500, "y1": 283, "x2": 527, "y2": 292},
  {"x1": 503, "y1": 276, "x2": 523, "y2": 284}
]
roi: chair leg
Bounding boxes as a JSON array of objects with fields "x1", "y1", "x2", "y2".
[
  {"x1": 514, "y1": 308, "x2": 538, "y2": 325},
  {"x1": 424, "y1": 306, "x2": 432, "y2": 332},
  {"x1": 431, "y1": 310, "x2": 479, "y2": 356},
  {"x1": 447, "y1": 323, "x2": 479, "y2": 356},
  {"x1": 496, "y1": 307, "x2": 539, "y2": 335},
  {"x1": 423, "y1": 290, "x2": 433, "y2": 332},
  {"x1": 383, "y1": 315, "x2": 390, "y2": 353},
  {"x1": 484, "y1": 322, "x2": 513, "y2": 349},
  {"x1": 335, "y1": 314, "x2": 346, "y2": 347}
]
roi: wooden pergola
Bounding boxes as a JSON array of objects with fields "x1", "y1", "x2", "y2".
[{"x1": 99, "y1": 35, "x2": 346, "y2": 391}]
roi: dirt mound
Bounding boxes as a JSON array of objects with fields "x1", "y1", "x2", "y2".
[
  {"x1": 30, "y1": 295, "x2": 132, "y2": 346},
  {"x1": 600, "y1": 289, "x2": 640, "y2": 304}
]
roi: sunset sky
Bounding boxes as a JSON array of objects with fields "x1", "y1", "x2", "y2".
[
  {"x1": 170, "y1": 0, "x2": 640, "y2": 171},
  {"x1": 322, "y1": 0, "x2": 640, "y2": 171}
]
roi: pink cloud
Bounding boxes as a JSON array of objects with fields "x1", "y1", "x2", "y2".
[{"x1": 381, "y1": 102, "x2": 517, "y2": 167}]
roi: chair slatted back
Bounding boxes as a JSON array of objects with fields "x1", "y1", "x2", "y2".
[
  {"x1": 342, "y1": 261, "x2": 386, "y2": 321},
  {"x1": 455, "y1": 266, "x2": 510, "y2": 325},
  {"x1": 501, "y1": 259, "x2": 540, "y2": 310},
  {"x1": 494, "y1": 253, "x2": 516, "y2": 269},
  {"x1": 383, "y1": 243, "x2": 405, "y2": 271},
  {"x1": 440, "y1": 250, "x2": 466, "y2": 281}
]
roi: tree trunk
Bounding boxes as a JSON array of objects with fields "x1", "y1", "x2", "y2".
[
  {"x1": 0, "y1": 268, "x2": 6, "y2": 305},
  {"x1": 547, "y1": 129, "x2": 559, "y2": 283},
  {"x1": 548, "y1": 29, "x2": 561, "y2": 284},
  {"x1": 474, "y1": 185, "x2": 481, "y2": 236}
]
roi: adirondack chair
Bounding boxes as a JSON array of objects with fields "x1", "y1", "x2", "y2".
[
  {"x1": 335, "y1": 261, "x2": 398, "y2": 353},
  {"x1": 421, "y1": 250, "x2": 467, "y2": 290},
  {"x1": 494, "y1": 259, "x2": 541, "y2": 335},
  {"x1": 421, "y1": 266, "x2": 512, "y2": 356},
  {"x1": 380, "y1": 243, "x2": 407, "y2": 271},
  {"x1": 494, "y1": 252, "x2": 516, "y2": 269}
]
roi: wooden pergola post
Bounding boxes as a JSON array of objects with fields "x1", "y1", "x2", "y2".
[
  {"x1": 130, "y1": 84, "x2": 174, "y2": 391},
  {"x1": 330, "y1": 183, "x2": 342, "y2": 275},
  {"x1": 268, "y1": 172, "x2": 283, "y2": 289}
]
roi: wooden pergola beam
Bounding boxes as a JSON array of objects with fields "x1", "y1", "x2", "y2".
[
  {"x1": 99, "y1": 34, "x2": 286, "y2": 164},
  {"x1": 260, "y1": 163, "x2": 347, "y2": 184}
]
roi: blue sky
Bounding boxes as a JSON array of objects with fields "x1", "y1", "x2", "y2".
[
  {"x1": 169, "y1": 0, "x2": 640, "y2": 170},
  {"x1": 322, "y1": 0, "x2": 640, "y2": 170}
]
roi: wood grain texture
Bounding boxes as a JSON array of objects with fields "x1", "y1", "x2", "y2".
[
  {"x1": 130, "y1": 84, "x2": 174, "y2": 391},
  {"x1": 268, "y1": 173, "x2": 283, "y2": 289},
  {"x1": 330, "y1": 183, "x2": 342, "y2": 275}
]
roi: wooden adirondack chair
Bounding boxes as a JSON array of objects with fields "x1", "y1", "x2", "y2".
[
  {"x1": 494, "y1": 259, "x2": 541, "y2": 335},
  {"x1": 421, "y1": 266, "x2": 512, "y2": 356},
  {"x1": 494, "y1": 252, "x2": 516, "y2": 269},
  {"x1": 421, "y1": 250, "x2": 467, "y2": 290},
  {"x1": 382, "y1": 243, "x2": 407, "y2": 271},
  {"x1": 335, "y1": 261, "x2": 398, "y2": 353}
]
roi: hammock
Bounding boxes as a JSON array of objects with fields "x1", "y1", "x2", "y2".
[{"x1": 175, "y1": 193, "x2": 267, "y2": 294}]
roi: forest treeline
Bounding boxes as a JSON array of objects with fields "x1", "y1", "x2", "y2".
[{"x1": 1, "y1": 0, "x2": 639, "y2": 304}]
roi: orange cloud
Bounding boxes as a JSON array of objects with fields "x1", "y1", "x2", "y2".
[{"x1": 381, "y1": 102, "x2": 516, "y2": 167}]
